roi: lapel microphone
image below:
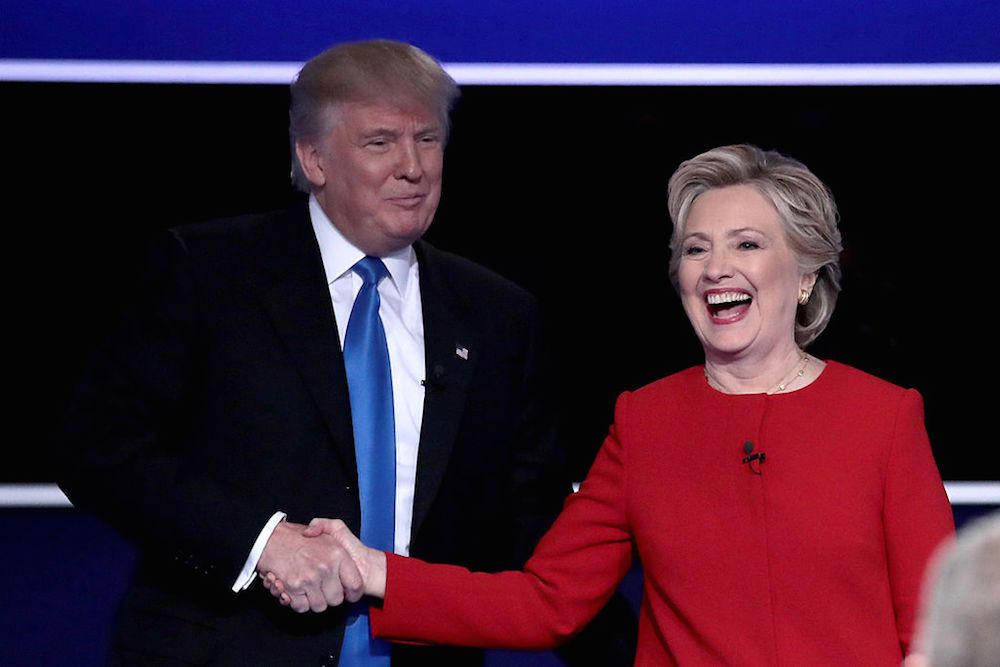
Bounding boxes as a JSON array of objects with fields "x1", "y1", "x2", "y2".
[
  {"x1": 421, "y1": 364, "x2": 447, "y2": 391},
  {"x1": 742, "y1": 440, "x2": 766, "y2": 475}
]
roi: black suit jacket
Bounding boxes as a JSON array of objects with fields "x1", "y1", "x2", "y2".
[{"x1": 58, "y1": 202, "x2": 574, "y2": 665}]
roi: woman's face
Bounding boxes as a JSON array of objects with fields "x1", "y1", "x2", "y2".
[{"x1": 677, "y1": 184, "x2": 815, "y2": 361}]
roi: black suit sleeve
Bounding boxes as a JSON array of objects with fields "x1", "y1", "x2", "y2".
[{"x1": 56, "y1": 230, "x2": 276, "y2": 588}]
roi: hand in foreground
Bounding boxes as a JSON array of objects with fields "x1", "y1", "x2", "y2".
[
  {"x1": 256, "y1": 520, "x2": 365, "y2": 613},
  {"x1": 263, "y1": 518, "x2": 387, "y2": 610}
]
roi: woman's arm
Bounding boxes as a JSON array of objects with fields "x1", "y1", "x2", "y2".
[
  {"x1": 267, "y1": 410, "x2": 636, "y2": 650},
  {"x1": 367, "y1": 418, "x2": 635, "y2": 650}
]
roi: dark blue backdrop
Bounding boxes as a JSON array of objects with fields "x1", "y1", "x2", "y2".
[{"x1": 4, "y1": 0, "x2": 999, "y2": 63}]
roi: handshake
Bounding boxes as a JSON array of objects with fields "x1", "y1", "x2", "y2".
[{"x1": 256, "y1": 518, "x2": 387, "y2": 613}]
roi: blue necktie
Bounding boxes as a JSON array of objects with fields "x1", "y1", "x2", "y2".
[{"x1": 340, "y1": 257, "x2": 394, "y2": 666}]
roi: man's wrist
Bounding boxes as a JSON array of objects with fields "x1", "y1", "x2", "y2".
[{"x1": 232, "y1": 511, "x2": 287, "y2": 592}]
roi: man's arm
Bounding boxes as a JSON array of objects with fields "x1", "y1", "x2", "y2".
[
  {"x1": 56, "y1": 230, "x2": 354, "y2": 600},
  {"x1": 58, "y1": 231, "x2": 259, "y2": 582}
]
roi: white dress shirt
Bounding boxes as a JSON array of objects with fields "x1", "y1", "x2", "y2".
[{"x1": 232, "y1": 196, "x2": 425, "y2": 591}]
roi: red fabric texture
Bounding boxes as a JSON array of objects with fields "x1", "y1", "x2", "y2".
[{"x1": 372, "y1": 362, "x2": 954, "y2": 666}]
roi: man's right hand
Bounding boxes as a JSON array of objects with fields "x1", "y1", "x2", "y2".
[
  {"x1": 262, "y1": 519, "x2": 387, "y2": 611},
  {"x1": 256, "y1": 520, "x2": 365, "y2": 613}
]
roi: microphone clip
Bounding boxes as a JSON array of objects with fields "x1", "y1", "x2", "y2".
[
  {"x1": 741, "y1": 441, "x2": 766, "y2": 475},
  {"x1": 421, "y1": 364, "x2": 447, "y2": 392}
]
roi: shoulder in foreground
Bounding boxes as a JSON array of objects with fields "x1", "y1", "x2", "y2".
[
  {"x1": 170, "y1": 205, "x2": 307, "y2": 246},
  {"x1": 604, "y1": 367, "x2": 709, "y2": 426},
  {"x1": 414, "y1": 239, "x2": 537, "y2": 306},
  {"x1": 620, "y1": 366, "x2": 706, "y2": 405},
  {"x1": 821, "y1": 360, "x2": 919, "y2": 400}
]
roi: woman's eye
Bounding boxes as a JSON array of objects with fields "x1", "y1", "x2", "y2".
[
  {"x1": 738, "y1": 240, "x2": 760, "y2": 250},
  {"x1": 683, "y1": 245, "x2": 706, "y2": 256}
]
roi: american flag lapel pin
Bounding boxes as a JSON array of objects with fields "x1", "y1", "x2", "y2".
[{"x1": 455, "y1": 345, "x2": 469, "y2": 360}]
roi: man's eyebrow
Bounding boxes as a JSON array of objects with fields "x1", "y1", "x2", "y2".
[{"x1": 359, "y1": 127, "x2": 402, "y2": 138}]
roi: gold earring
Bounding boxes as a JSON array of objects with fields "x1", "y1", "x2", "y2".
[{"x1": 798, "y1": 289, "x2": 811, "y2": 305}]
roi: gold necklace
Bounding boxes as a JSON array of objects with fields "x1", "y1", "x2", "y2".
[
  {"x1": 771, "y1": 353, "x2": 809, "y2": 393},
  {"x1": 704, "y1": 352, "x2": 810, "y2": 395}
]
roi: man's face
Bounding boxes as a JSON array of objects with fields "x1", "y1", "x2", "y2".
[{"x1": 297, "y1": 100, "x2": 445, "y2": 256}]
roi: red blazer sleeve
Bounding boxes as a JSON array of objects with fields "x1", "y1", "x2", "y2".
[
  {"x1": 371, "y1": 395, "x2": 635, "y2": 650},
  {"x1": 884, "y1": 389, "x2": 954, "y2": 653}
]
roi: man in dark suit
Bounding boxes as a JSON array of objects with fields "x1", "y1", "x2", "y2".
[{"x1": 58, "y1": 40, "x2": 632, "y2": 665}]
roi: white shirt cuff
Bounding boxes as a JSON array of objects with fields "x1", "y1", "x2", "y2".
[{"x1": 231, "y1": 511, "x2": 287, "y2": 592}]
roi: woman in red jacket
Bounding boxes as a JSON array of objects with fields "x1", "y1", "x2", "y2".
[{"x1": 270, "y1": 144, "x2": 954, "y2": 666}]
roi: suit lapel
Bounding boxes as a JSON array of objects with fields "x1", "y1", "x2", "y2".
[
  {"x1": 256, "y1": 205, "x2": 358, "y2": 479},
  {"x1": 254, "y1": 224, "x2": 479, "y2": 533},
  {"x1": 409, "y1": 241, "x2": 479, "y2": 540}
]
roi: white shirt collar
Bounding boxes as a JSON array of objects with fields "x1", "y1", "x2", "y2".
[{"x1": 308, "y1": 195, "x2": 416, "y2": 294}]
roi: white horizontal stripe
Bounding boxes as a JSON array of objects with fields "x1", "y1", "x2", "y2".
[
  {"x1": 2, "y1": 60, "x2": 999, "y2": 86},
  {"x1": 944, "y1": 481, "x2": 1000, "y2": 505},
  {"x1": 447, "y1": 63, "x2": 1000, "y2": 86},
  {"x1": 0, "y1": 484, "x2": 72, "y2": 508},
  {"x1": 0, "y1": 60, "x2": 301, "y2": 84},
  {"x1": 0, "y1": 482, "x2": 997, "y2": 508}
]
